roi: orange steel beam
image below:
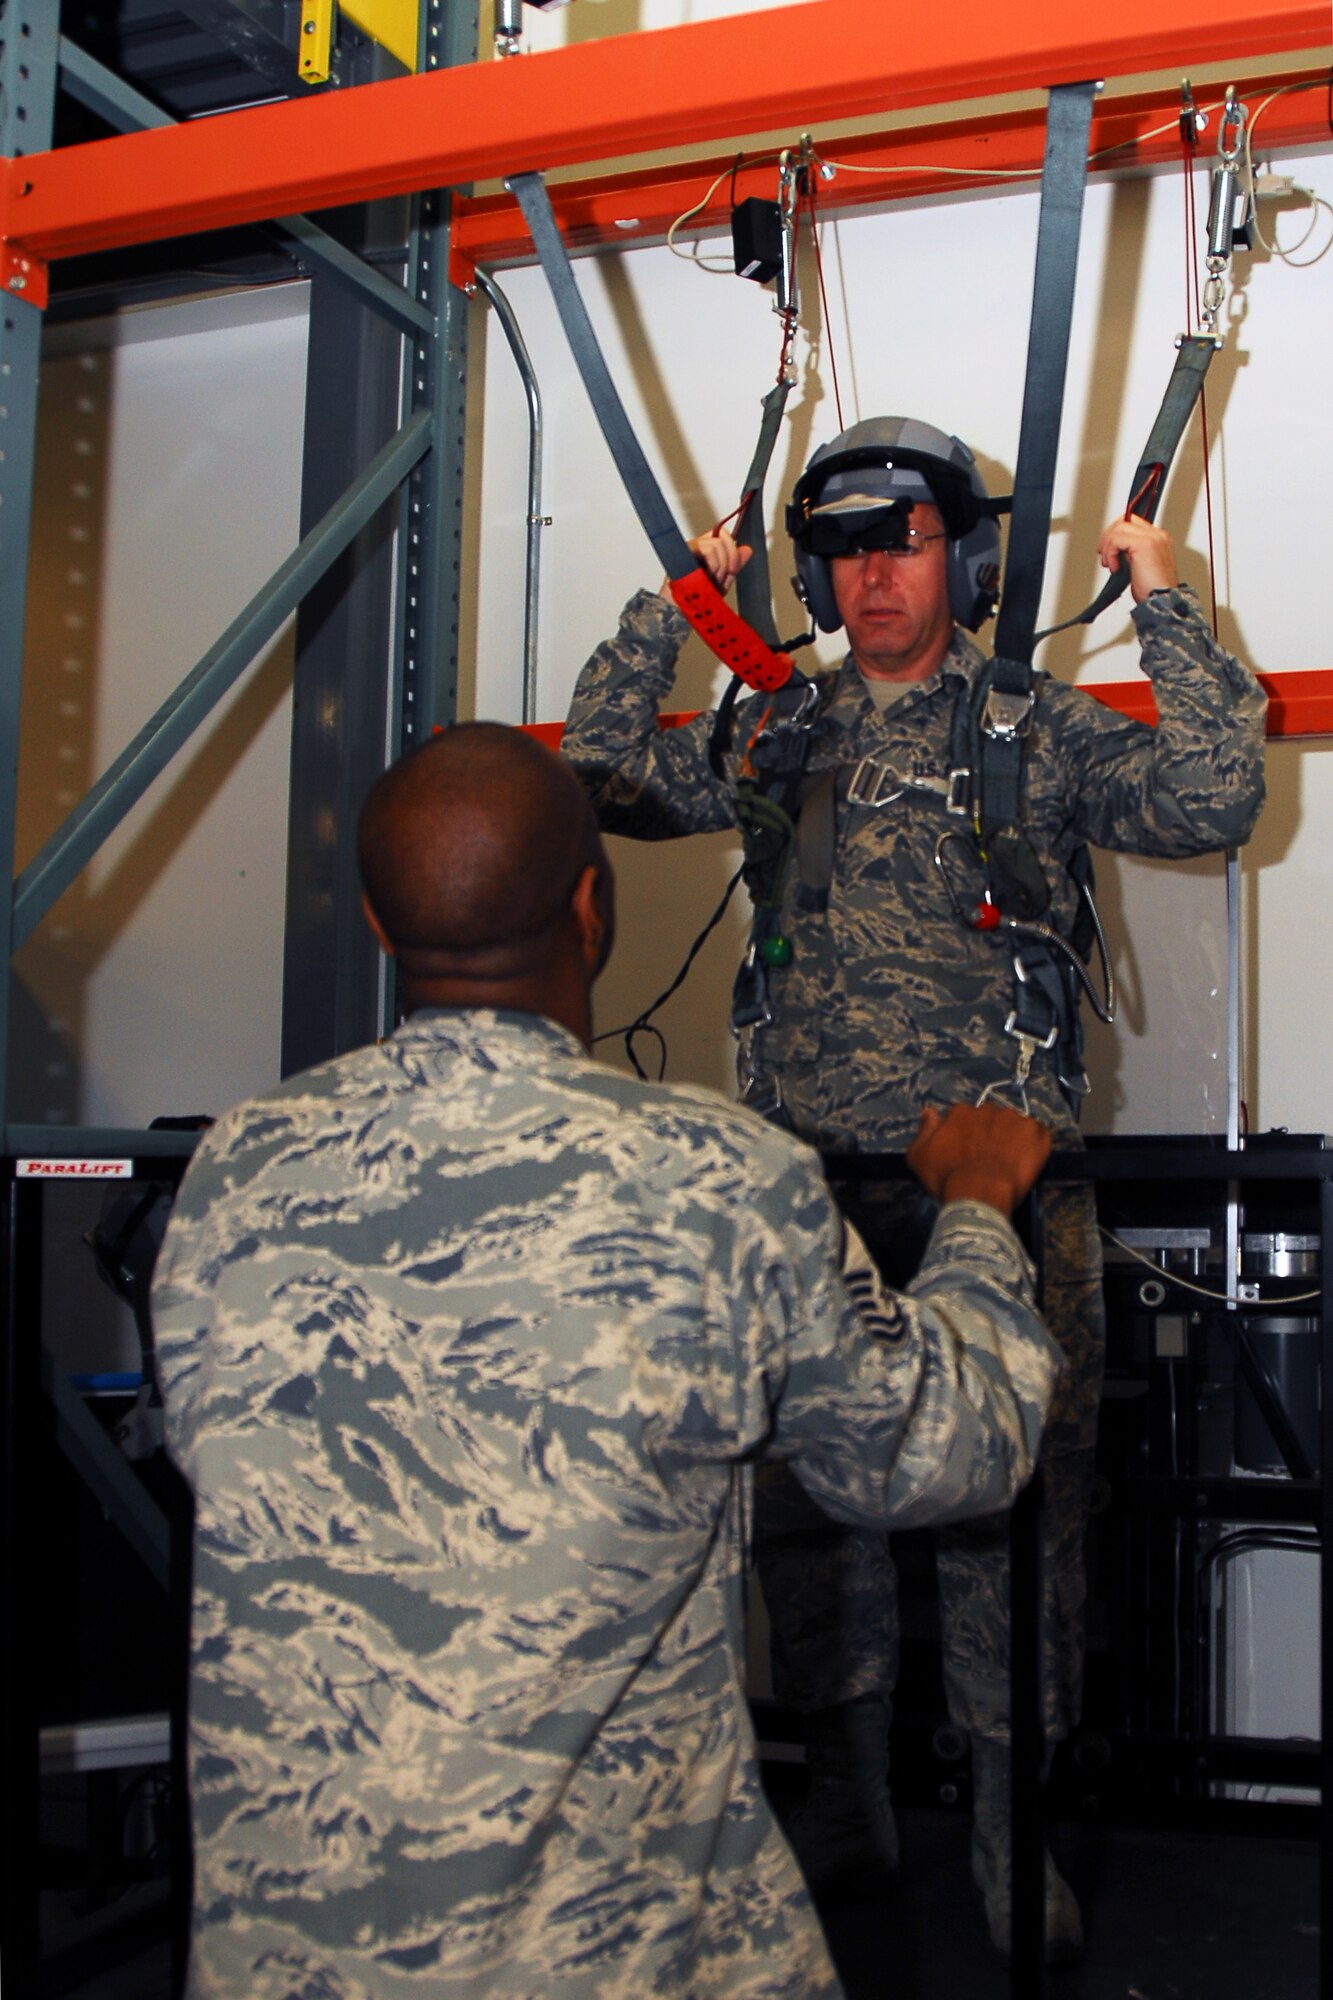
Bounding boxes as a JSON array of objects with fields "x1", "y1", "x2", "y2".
[
  {"x1": 527, "y1": 676, "x2": 1333, "y2": 745},
  {"x1": 450, "y1": 67, "x2": 1333, "y2": 281},
  {"x1": 3, "y1": 0, "x2": 1330, "y2": 290}
]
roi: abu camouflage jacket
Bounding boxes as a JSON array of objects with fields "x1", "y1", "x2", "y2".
[
  {"x1": 154, "y1": 1007, "x2": 1056, "y2": 1998},
  {"x1": 563, "y1": 587, "x2": 1266, "y2": 1149}
]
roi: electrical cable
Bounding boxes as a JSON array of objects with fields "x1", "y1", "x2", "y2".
[
  {"x1": 668, "y1": 81, "x2": 1333, "y2": 282},
  {"x1": 1244, "y1": 85, "x2": 1333, "y2": 264},
  {"x1": 666, "y1": 155, "x2": 783, "y2": 271},
  {"x1": 592, "y1": 866, "x2": 744, "y2": 1080}
]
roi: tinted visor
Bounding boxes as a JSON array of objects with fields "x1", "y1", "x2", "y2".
[
  {"x1": 798, "y1": 499, "x2": 919, "y2": 559},
  {"x1": 788, "y1": 444, "x2": 987, "y2": 548}
]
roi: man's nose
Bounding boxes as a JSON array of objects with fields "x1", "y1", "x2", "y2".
[{"x1": 860, "y1": 549, "x2": 901, "y2": 585}]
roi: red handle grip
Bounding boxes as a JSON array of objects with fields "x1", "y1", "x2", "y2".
[{"x1": 668, "y1": 569, "x2": 795, "y2": 693}]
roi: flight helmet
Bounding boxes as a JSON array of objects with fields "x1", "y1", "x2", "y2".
[{"x1": 786, "y1": 415, "x2": 1001, "y2": 633}]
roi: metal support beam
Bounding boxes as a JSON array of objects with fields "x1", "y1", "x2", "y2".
[
  {"x1": 0, "y1": 5, "x2": 58, "y2": 1137},
  {"x1": 57, "y1": 36, "x2": 435, "y2": 340},
  {"x1": 374, "y1": 0, "x2": 478, "y2": 1037},
  {"x1": 448, "y1": 64, "x2": 1333, "y2": 280},
  {"x1": 11, "y1": 409, "x2": 432, "y2": 950},
  {"x1": 393, "y1": 192, "x2": 470, "y2": 756},
  {"x1": 281, "y1": 195, "x2": 411, "y2": 1075},
  {"x1": 5, "y1": 1, "x2": 1328, "y2": 270},
  {"x1": 282, "y1": 1, "x2": 474, "y2": 1068}
]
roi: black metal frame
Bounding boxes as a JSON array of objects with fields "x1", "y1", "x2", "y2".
[
  {"x1": 827, "y1": 1137, "x2": 1331, "y2": 1998},
  {"x1": 0, "y1": 1137, "x2": 199, "y2": 1995}
]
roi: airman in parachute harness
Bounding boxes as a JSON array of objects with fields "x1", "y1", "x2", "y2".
[{"x1": 563, "y1": 414, "x2": 1266, "y2": 1960}]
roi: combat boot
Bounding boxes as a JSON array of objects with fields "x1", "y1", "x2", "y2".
[
  {"x1": 969, "y1": 1736, "x2": 1083, "y2": 1964},
  {"x1": 783, "y1": 1694, "x2": 899, "y2": 1894}
]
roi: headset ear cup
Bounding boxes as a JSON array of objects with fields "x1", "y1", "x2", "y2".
[
  {"x1": 949, "y1": 517, "x2": 1002, "y2": 630},
  {"x1": 795, "y1": 547, "x2": 843, "y2": 632}
]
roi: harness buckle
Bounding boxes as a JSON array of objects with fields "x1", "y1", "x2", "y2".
[
  {"x1": 946, "y1": 767, "x2": 972, "y2": 816},
  {"x1": 1002, "y1": 1009, "x2": 1058, "y2": 1054},
  {"x1": 846, "y1": 757, "x2": 903, "y2": 808},
  {"x1": 980, "y1": 688, "x2": 1036, "y2": 742}
]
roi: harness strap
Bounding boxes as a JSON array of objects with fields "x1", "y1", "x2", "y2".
[
  {"x1": 734, "y1": 379, "x2": 793, "y2": 649},
  {"x1": 509, "y1": 170, "x2": 797, "y2": 695},
  {"x1": 983, "y1": 80, "x2": 1097, "y2": 841},
  {"x1": 1037, "y1": 332, "x2": 1220, "y2": 642},
  {"x1": 990, "y1": 80, "x2": 1098, "y2": 669},
  {"x1": 794, "y1": 770, "x2": 837, "y2": 913}
]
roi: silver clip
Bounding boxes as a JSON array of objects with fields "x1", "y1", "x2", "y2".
[
  {"x1": 739, "y1": 1071, "x2": 785, "y2": 1119},
  {"x1": 977, "y1": 1017, "x2": 1056, "y2": 1117},
  {"x1": 980, "y1": 688, "x2": 1035, "y2": 741},
  {"x1": 736, "y1": 1026, "x2": 784, "y2": 1116}
]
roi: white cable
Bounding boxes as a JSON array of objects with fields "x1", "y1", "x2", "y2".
[
  {"x1": 820, "y1": 155, "x2": 1043, "y2": 182},
  {"x1": 1099, "y1": 1224, "x2": 1323, "y2": 1306},
  {"x1": 1244, "y1": 84, "x2": 1333, "y2": 264},
  {"x1": 666, "y1": 158, "x2": 783, "y2": 273},
  {"x1": 667, "y1": 79, "x2": 1332, "y2": 274}
]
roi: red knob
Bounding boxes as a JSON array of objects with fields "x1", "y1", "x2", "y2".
[{"x1": 973, "y1": 901, "x2": 1001, "y2": 931}]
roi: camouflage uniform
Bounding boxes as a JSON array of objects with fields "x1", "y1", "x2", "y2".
[
  {"x1": 153, "y1": 1006, "x2": 1058, "y2": 1998},
  {"x1": 562, "y1": 584, "x2": 1266, "y2": 1740}
]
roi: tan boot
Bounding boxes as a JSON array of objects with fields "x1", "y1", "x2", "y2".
[
  {"x1": 783, "y1": 1695, "x2": 900, "y2": 1894},
  {"x1": 970, "y1": 1737, "x2": 1083, "y2": 1964}
]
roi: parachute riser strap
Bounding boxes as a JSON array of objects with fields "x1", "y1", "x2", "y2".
[
  {"x1": 977, "y1": 80, "x2": 1096, "y2": 896},
  {"x1": 508, "y1": 169, "x2": 799, "y2": 697},
  {"x1": 1037, "y1": 333, "x2": 1220, "y2": 642},
  {"x1": 734, "y1": 378, "x2": 794, "y2": 650},
  {"x1": 990, "y1": 79, "x2": 1098, "y2": 669}
]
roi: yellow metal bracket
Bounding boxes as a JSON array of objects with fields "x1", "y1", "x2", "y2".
[
  {"x1": 298, "y1": 0, "x2": 337, "y2": 85},
  {"x1": 341, "y1": 0, "x2": 420, "y2": 72}
]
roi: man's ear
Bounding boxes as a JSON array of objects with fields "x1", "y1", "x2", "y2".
[
  {"x1": 569, "y1": 862, "x2": 613, "y2": 978},
  {"x1": 361, "y1": 891, "x2": 396, "y2": 958}
]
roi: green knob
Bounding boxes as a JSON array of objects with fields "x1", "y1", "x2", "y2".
[{"x1": 759, "y1": 934, "x2": 793, "y2": 969}]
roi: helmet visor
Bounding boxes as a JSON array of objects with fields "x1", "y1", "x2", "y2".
[{"x1": 798, "y1": 498, "x2": 924, "y2": 559}]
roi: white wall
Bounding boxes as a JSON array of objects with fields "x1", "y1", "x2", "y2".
[
  {"x1": 472, "y1": 133, "x2": 1333, "y2": 1134},
  {"x1": 15, "y1": 285, "x2": 309, "y2": 1132}
]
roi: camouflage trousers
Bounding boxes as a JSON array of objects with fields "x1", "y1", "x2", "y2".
[{"x1": 754, "y1": 1176, "x2": 1103, "y2": 1744}]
